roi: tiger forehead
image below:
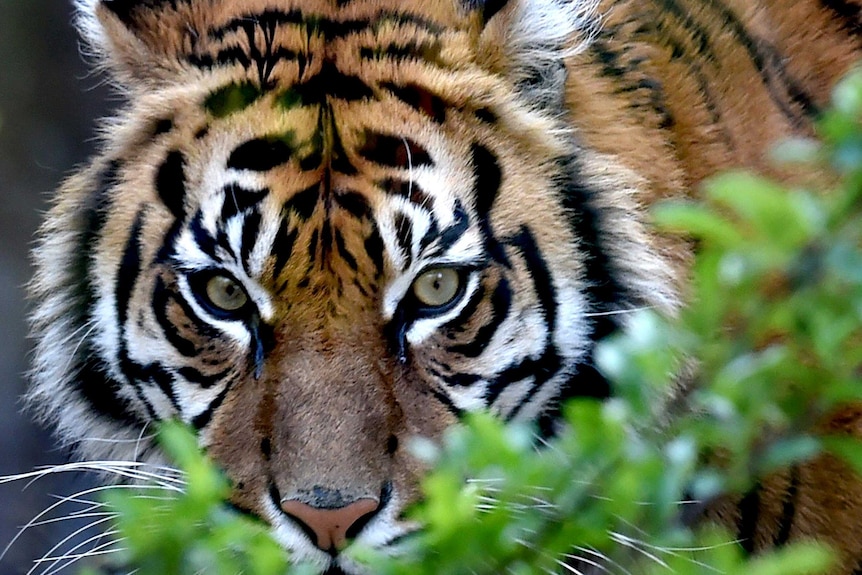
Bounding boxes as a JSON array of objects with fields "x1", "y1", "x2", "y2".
[{"x1": 127, "y1": 1, "x2": 477, "y2": 82}]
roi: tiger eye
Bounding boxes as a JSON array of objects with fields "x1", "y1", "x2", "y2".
[
  {"x1": 204, "y1": 274, "x2": 248, "y2": 312},
  {"x1": 412, "y1": 267, "x2": 461, "y2": 308}
]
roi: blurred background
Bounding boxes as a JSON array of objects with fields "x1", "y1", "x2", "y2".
[{"x1": 0, "y1": 1, "x2": 113, "y2": 573}]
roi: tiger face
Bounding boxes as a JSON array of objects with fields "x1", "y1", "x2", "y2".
[{"x1": 29, "y1": 0, "x2": 682, "y2": 571}]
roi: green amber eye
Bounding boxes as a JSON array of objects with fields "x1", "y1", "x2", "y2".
[
  {"x1": 205, "y1": 274, "x2": 249, "y2": 312},
  {"x1": 412, "y1": 267, "x2": 462, "y2": 309}
]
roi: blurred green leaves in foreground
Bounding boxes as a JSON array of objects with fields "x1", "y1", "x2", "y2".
[{"x1": 88, "y1": 69, "x2": 862, "y2": 575}]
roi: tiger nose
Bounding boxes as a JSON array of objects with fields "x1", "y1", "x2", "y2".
[{"x1": 281, "y1": 497, "x2": 380, "y2": 553}]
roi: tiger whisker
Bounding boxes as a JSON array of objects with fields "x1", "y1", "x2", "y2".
[
  {"x1": 61, "y1": 320, "x2": 98, "y2": 377},
  {"x1": 29, "y1": 516, "x2": 118, "y2": 575},
  {"x1": 34, "y1": 533, "x2": 124, "y2": 575},
  {"x1": 582, "y1": 306, "x2": 655, "y2": 318},
  {"x1": 133, "y1": 422, "x2": 153, "y2": 462},
  {"x1": 27, "y1": 511, "x2": 118, "y2": 529},
  {"x1": 1, "y1": 461, "x2": 185, "y2": 488},
  {"x1": 609, "y1": 530, "x2": 732, "y2": 573},
  {"x1": 1, "y1": 483, "x2": 173, "y2": 562},
  {"x1": 36, "y1": 461, "x2": 185, "y2": 489},
  {"x1": 553, "y1": 556, "x2": 589, "y2": 575},
  {"x1": 569, "y1": 545, "x2": 632, "y2": 575},
  {"x1": 608, "y1": 532, "x2": 670, "y2": 570}
]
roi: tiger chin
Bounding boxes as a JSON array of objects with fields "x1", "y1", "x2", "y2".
[{"x1": 25, "y1": 0, "x2": 862, "y2": 573}]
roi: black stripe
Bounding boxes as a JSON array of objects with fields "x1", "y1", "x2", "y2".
[
  {"x1": 153, "y1": 277, "x2": 201, "y2": 358},
  {"x1": 443, "y1": 282, "x2": 486, "y2": 333},
  {"x1": 307, "y1": 228, "x2": 319, "y2": 261},
  {"x1": 271, "y1": 217, "x2": 298, "y2": 279},
  {"x1": 228, "y1": 136, "x2": 295, "y2": 172},
  {"x1": 737, "y1": 483, "x2": 762, "y2": 554},
  {"x1": 320, "y1": 220, "x2": 333, "y2": 260},
  {"x1": 191, "y1": 380, "x2": 232, "y2": 429},
  {"x1": 334, "y1": 230, "x2": 359, "y2": 271},
  {"x1": 155, "y1": 150, "x2": 187, "y2": 219},
  {"x1": 820, "y1": 0, "x2": 862, "y2": 36},
  {"x1": 114, "y1": 214, "x2": 184, "y2": 414},
  {"x1": 334, "y1": 191, "x2": 372, "y2": 219},
  {"x1": 73, "y1": 161, "x2": 119, "y2": 315},
  {"x1": 433, "y1": 202, "x2": 469, "y2": 255},
  {"x1": 153, "y1": 277, "x2": 221, "y2": 357},
  {"x1": 657, "y1": 0, "x2": 816, "y2": 125},
  {"x1": 206, "y1": 10, "x2": 443, "y2": 44},
  {"x1": 470, "y1": 144, "x2": 508, "y2": 265},
  {"x1": 102, "y1": 0, "x2": 189, "y2": 25},
  {"x1": 76, "y1": 353, "x2": 143, "y2": 424},
  {"x1": 483, "y1": 227, "x2": 562, "y2": 411},
  {"x1": 443, "y1": 372, "x2": 484, "y2": 387},
  {"x1": 393, "y1": 212, "x2": 414, "y2": 266},
  {"x1": 361, "y1": 41, "x2": 443, "y2": 65},
  {"x1": 240, "y1": 212, "x2": 262, "y2": 273},
  {"x1": 558, "y1": 155, "x2": 628, "y2": 339},
  {"x1": 221, "y1": 184, "x2": 268, "y2": 222},
  {"x1": 463, "y1": 0, "x2": 510, "y2": 23},
  {"x1": 588, "y1": 35, "x2": 675, "y2": 130},
  {"x1": 774, "y1": 466, "x2": 800, "y2": 546},
  {"x1": 67, "y1": 157, "x2": 122, "y2": 452},
  {"x1": 116, "y1": 212, "x2": 145, "y2": 328},
  {"x1": 115, "y1": 210, "x2": 159, "y2": 419},
  {"x1": 359, "y1": 132, "x2": 433, "y2": 169},
  {"x1": 329, "y1": 121, "x2": 358, "y2": 176},
  {"x1": 510, "y1": 226, "x2": 556, "y2": 331},
  {"x1": 147, "y1": 364, "x2": 181, "y2": 412},
  {"x1": 285, "y1": 185, "x2": 319, "y2": 220},
  {"x1": 383, "y1": 83, "x2": 447, "y2": 123},
  {"x1": 152, "y1": 118, "x2": 174, "y2": 136},
  {"x1": 383, "y1": 178, "x2": 433, "y2": 207},
  {"x1": 485, "y1": 352, "x2": 562, "y2": 411},
  {"x1": 470, "y1": 144, "x2": 501, "y2": 216},
  {"x1": 188, "y1": 211, "x2": 219, "y2": 259},
  {"x1": 294, "y1": 61, "x2": 374, "y2": 103},
  {"x1": 178, "y1": 366, "x2": 230, "y2": 389},
  {"x1": 250, "y1": 317, "x2": 274, "y2": 380},
  {"x1": 429, "y1": 386, "x2": 464, "y2": 418},
  {"x1": 447, "y1": 277, "x2": 511, "y2": 357},
  {"x1": 364, "y1": 227, "x2": 385, "y2": 276}
]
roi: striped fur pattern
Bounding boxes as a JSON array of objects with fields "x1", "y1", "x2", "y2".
[{"x1": 26, "y1": 0, "x2": 862, "y2": 573}]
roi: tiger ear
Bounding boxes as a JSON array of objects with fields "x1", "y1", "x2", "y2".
[
  {"x1": 463, "y1": 0, "x2": 511, "y2": 24},
  {"x1": 470, "y1": 0, "x2": 598, "y2": 112},
  {"x1": 77, "y1": 0, "x2": 205, "y2": 86}
]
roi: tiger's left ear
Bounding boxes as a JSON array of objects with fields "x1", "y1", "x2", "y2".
[{"x1": 77, "y1": 0, "x2": 210, "y2": 87}]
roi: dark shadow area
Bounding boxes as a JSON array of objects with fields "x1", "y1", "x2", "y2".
[{"x1": 0, "y1": 1, "x2": 112, "y2": 573}]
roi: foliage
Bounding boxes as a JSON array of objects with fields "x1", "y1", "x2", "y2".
[
  {"x1": 80, "y1": 421, "x2": 291, "y2": 575},
  {"x1": 86, "y1": 69, "x2": 862, "y2": 575}
]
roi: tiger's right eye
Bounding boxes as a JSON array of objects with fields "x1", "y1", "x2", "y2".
[
  {"x1": 189, "y1": 271, "x2": 251, "y2": 318},
  {"x1": 204, "y1": 274, "x2": 249, "y2": 312},
  {"x1": 412, "y1": 267, "x2": 463, "y2": 311}
]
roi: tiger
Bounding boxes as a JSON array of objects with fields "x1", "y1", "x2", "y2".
[{"x1": 24, "y1": 0, "x2": 862, "y2": 573}]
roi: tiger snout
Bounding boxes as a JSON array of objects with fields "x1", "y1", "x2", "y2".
[{"x1": 204, "y1": 332, "x2": 453, "y2": 565}]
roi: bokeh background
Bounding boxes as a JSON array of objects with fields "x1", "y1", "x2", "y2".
[{"x1": 0, "y1": 1, "x2": 113, "y2": 573}]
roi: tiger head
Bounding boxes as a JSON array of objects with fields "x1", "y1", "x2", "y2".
[{"x1": 28, "y1": 0, "x2": 678, "y2": 571}]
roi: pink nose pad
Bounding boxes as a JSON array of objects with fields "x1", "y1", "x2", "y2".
[{"x1": 281, "y1": 497, "x2": 380, "y2": 552}]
